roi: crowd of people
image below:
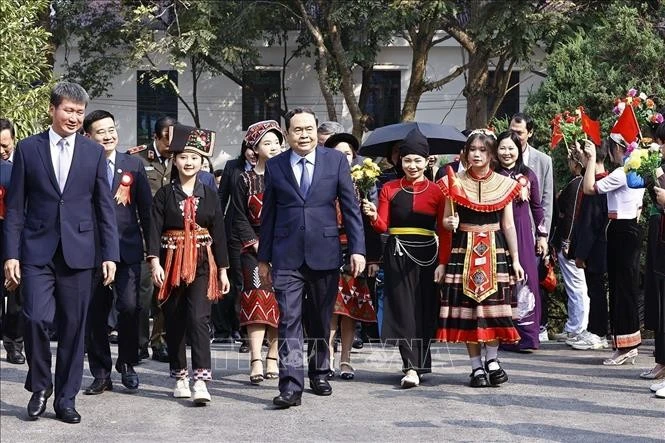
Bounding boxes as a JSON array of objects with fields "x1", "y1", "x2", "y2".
[{"x1": 1, "y1": 81, "x2": 664, "y2": 424}]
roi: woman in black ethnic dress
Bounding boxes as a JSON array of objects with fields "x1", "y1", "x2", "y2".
[
  {"x1": 324, "y1": 133, "x2": 382, "y2": 380},
  {"x1": 362, "y1": 128, "x2": 451, "y2": 389},
  {"x1": 231, "y1": 120, "x2": 283, "y2": 384},
  {"x1": 436, "y1": 129, "x2": 525, "y2": 388},
  {"x1": 148, "y1": 124, "x2": 230, "y2": 404}
]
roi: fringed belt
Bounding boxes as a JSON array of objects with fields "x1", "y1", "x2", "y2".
[
  {"x1": 157, "y1": 228, "x2": 221, "y2": 304},
  {"x1": 389, "y1": 227, "x2": 438, "y2": 266},
  {"x1": 459, "y1": 223, "x2": 500, "y2": 233}
]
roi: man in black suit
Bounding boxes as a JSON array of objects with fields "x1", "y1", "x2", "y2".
[{"x1": 82, "y1": 110, "x2": 152, "y2": 394}]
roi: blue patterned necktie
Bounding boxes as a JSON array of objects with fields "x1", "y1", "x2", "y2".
[
  {"x1": 107, "y1": 159, "x2": 114, "y2": 189},
  {"x1": 299, "y1": 157, "x2": 311, "y2": 197}
]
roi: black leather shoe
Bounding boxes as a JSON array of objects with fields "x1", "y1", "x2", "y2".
[
  {"x1": 238, "y1": 342, "x2": 250, "y2": 353},
  {"x1": 6, "y1": 349, "x2": 26, "y2": 364},
  {"x1": 485, "y1": 359, "x2": 508, "y2": 386},
  {"x1": 151, "y1": 346, "x2": 169, "y2": 363},
  {"x1": 84, "y1": 377, "x2": 113, "y2": 395},
  {"x1": 138, "y1": 347, "x2": 150, "y2": 361},
  {"x1": 55, "y1": 407, "x2": 81, "y2": 424},
  {"x1": 117, "y1": 363, "x2": 139, "y2": 390},
  {"x1": 352, "y1": 336, "x2": 364, "y2": 349},
  {"x1": 272, "y1": 391, "x2": 302, "y2": 408},
  {"x1": 469, "y1": 368, "x2": 489, "y2": 388},
  {"x1": 309, "y1": 377, "x2": 333, "y2": 396},
  {"x1": 27, "y1": 386, "x2": 53, "y2": 418}
]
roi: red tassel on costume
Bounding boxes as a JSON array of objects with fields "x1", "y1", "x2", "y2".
[
  {"x1": 157, "y1": 248, "x2": 174, "y2": 302},
  {"x1": 181, "y1": 196, "x2": 198, "y2": 284},
  {"x1": 206, "y1": 246, "x2": 221, "y2": 301}
]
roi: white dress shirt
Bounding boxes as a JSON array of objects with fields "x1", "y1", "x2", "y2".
[
  {"x1": 595, "y1": 167, "x2": 645, "y2": 219},
  {"x1": 48, "y1": 127, "x2": 77, "y2": 189}
]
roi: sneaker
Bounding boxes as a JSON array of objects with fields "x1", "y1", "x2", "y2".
[
  {"x1": 649, "y1": 379, "x2": 665, "y2": 393},
  {"x1": 173, "y1": 378, "x2": 191, "y2": 398},
  {"x1": 656, "y1": 387, "x2": 665, "y2": 399},
  {"x1": 571, "y1": 331, "x2": 606, "y2": 350},
  {"x1": 538, "y1": 327, "x2": 550, "y2": 342},
  {"x1": 400, "y1": 370, "x2": 420, "y2": 389},
  {"x1": 191, "y1": 380, "x2": 211, "y2": 404},
  {"x1": 552, "y1": 331, "x2": 578, "y2": 342}
]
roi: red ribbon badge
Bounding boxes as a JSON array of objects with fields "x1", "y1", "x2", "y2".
[
  {"x1": 0, "y1": 186, "x2": 5, "y2": 220},
  {"x1": 114, "y1": 172, "x2": 134, "y2": 206}
]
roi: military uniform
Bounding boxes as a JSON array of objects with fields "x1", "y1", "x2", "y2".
[{"x1": 128, "y1": 142, "x2": 170, "y2": 360}]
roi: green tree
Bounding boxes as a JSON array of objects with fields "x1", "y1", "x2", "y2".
[{"x1": 0, "y1": 0, "x2": 55, "y2": 139}]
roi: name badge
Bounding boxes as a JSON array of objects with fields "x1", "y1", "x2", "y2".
[
  {"x1": 474, "y1": 257, "x2": 486, "y2": 266},
  {"x1": 145, "y1": 166, "x2": 155, "y2": 171}
]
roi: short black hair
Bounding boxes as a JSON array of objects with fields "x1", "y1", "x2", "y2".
[
  {"x1": 83, "y1": 110, "x2": 115, "y2": 134},
  {"x1": 214, "y1": 169, "x2": 223, "y2": 178},
  {"x1": 50, "y1": 81, "x2": 89, "y2": 108},
  {"x1": 284, "y1": 108, "x2": 317, "y2": 131},
  {"x1": 654, "y1": 122, "x2": 665, "y2": 144},
  {"x1": 0, "y1": 118, "x2": 15, "y2": 139},
  {"x1": 596, "y1": 139, "x2": 609, "y2": 163},
  {"x1": 510, "y1": 112, "x2": 534, "y2": 133},
  {"x1": 154, "y1": 116, "x2": 177, "y2": 139}
]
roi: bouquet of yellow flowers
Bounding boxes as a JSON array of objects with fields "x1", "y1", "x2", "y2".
[
  {"x1": 351, "y1": 158, "x2": 382, "y2": 199},
  {"x1": 624, "y1": 140, "x2": 662, "y2": 181}
]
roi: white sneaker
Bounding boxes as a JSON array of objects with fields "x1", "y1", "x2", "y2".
[
  {"x1": 400, "y1": 370, "x2": 420, "y2": 389},
  {"x1": 173, "y1": 377, "x2": 191, "y2": 398},
  {"x1": 571, "y1": 331, "x2": 606, "y2": 350},
  {"x1": 538, "y1": 328, "x2": 550, "y2": 342},
  {"x1": 191, "y1": 380, "x2": 211, "y2": 404},
  {"x1": 553, "y1": 331, "x2": 578, "y2": 342},
  {"x1": 656, "y1": 387, "x2": 665, "y2": 399},
  {"x1": 649, "y1": 379, "x2": 665, "y2": 393}
]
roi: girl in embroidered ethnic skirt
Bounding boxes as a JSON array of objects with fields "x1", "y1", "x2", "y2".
[
  {"x1": 231, "y1": 120, "x2": 283, "y2": 385},
  {"x1": 148, "y1": 124, "x2": 230, "y2": 404},
  {"x1": 578, "y1": 137, "x2": 644, "y2": 366},
  {"x1": 362, "y1": 128, "x2": 451, "y2": 389},
  {"x1": 324, "y1": 133, "x2": 382, "y2": 380},
  {"x1": 436, "y1": 130, "x2": 525, "y2": 388}
]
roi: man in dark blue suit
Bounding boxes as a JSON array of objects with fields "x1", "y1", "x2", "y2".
[
  {"x1": 82, "y1": 110, "x2": 151, "y2": 395},
  {"x1": 258, "y1": 109, "x2": 366, "y2": 408},
  {"x1": 3, "y1": 82, "x2": 119, "y2": 424}
]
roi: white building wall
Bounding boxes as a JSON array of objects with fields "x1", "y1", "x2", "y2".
[{"x1": 53, "y1": 37, "x2": 543, "y2": 168}]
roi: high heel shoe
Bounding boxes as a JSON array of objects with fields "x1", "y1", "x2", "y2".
[
  {"x1": 639, "y1": 365, "x2": 665, "y2": 380},
  {"x1": 326, "y1": 356, "x2": 336, "y2": 380},
  {"x1": 265, "y1": 357, "x2": 279, "y2": 379},
  {"x1": 602, "y1": 348, "x2": 638, "y2": 366},
  {"x1": 249, "y1": 359, "x2": 264, "y2": 385}
]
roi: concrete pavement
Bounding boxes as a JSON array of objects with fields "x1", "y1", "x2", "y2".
[{"x1": 0, "y1": 340, "x2": 663, "y2": 442}]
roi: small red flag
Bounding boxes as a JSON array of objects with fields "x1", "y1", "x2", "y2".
[
  {"x1": 446, "y1": 165, "x2": 467, "y2": 200},
  {"x1": 550, "y1": 116, "x2": 563, "y2": 148},
  {"x1": 580, "y1": 111, "x2": 602, "y2": 146},
  {"x1": 610, "y1": 105, "x2": 640, "y2": 144}
]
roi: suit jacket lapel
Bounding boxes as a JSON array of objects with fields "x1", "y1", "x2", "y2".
[
  {"x1": 112, "y1": 153, "x2": 123, "y2": 192},
  {"x1": 308, "y1": 147, "x2": 326, "y2": 199},
  {"x1": 62, "y1": 135, "x2": 84, "y2": 194},
  {"x1": 278, "y1": 150, "x2": 305, "y2": 200},
  {"x1": 35, "y1": 131, "x2": 60, "y2": 193}
]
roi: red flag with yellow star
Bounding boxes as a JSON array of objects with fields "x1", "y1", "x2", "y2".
[{"x1": 447, "y1": 165, "x2": 467, "y2": 200}]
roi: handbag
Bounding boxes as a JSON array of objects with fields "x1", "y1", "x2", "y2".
[{"x1": 512, "y1": 276, "x2": 536, "y2": 321}]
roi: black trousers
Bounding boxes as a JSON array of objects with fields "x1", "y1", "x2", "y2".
[
  {"x1": 607, "y1": 219, "x2": 642, "y2": 349},
  {"x1": 22, "y1": 245, "x2": 93, "y2": 410},
  {"x1": 210, "y1": 241, "x2": 241, "y2": 337},
  {"x1": 162, "y1": 268, "x2": 213, "y2": 379},
  {"x1": 137, "y1": 261, "x2": 152, "y2": 351},
  {"x1": 1, "y1": 284, "x2": 24, "y2": 352},
  {"x1": 86, "y1": 263, "x2": 140, "y2": 378},
  {"x1": 585, "y1": 270, "x2": 608, "y2": 338},
  {"x1": 273, "y1": 265, "x2": 338, "y2": 394}
]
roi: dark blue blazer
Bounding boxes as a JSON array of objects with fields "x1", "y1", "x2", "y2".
[
  {"x1": 3, "y1": 131, "x2": 119, "y2": 268},
  {"x1": 258, "y1": 146, "x2": 365, "y2": 271},
  {"x1": 111, "y1": 152, "x2": 152, "y2": 264},
  {"x1": 0, "y1": 159, "x2": 11, "y2": 187}
]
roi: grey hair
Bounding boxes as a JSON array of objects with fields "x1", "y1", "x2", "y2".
[
  {"x1": 317, "y1": 121, "x2": 344, "y2": 135},
  {"x1": 50, "y1": 81, "x2": 90, "y2": 108}
]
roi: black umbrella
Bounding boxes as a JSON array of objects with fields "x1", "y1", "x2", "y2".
[{"x1": 358, "y1": 121, "x2": 466, "y2": 157}]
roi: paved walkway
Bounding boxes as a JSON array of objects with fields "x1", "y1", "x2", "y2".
[{"x1": 0, "y1": 340, "x2": 663, "y2": 442}]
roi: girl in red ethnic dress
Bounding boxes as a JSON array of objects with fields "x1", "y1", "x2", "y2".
[
  {"x1": 324, "y1": 133, "x2": 382, "y2": 380},
  {"x1": 437, "y1": 130, "x2": 525, "y2": 388},
  {"x1": 363, "y1": 128, "x2": 452, "y2": 389},
  {"x1": 148, "y1": 124, "x2": 230, "y2": 404},
  {"x1": 231, "y1": 120, "x2": 283, "y2": 384}
]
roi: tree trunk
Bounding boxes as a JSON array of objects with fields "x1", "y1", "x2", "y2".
[
  {"x1": 315, "y1": 49, "x2": 338, "y2": 121},
  {"x1": 401, "y1": 29, "x2": 429, "y2": 122},
  {"x1": 464, "y1": 52, "x2": 489, "y2": 129}
]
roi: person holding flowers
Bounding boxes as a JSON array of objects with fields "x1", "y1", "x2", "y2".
[
  {"x1": 231, "y1": 120, "x2": 283, "y2": 385},
  {"x1": 578, "y1": 134, "x2": 644, "y2": 366},
  {"x1": 148, "y1": 124, "x2": 230, "y2": 404},
  {"x1": 436, "y1": 129, "x2": 525, "y2": 388},
  {"x1": 323, "y1": 133, "x2": 382, "y2": 380},
  {"x1": 362, "y1": 128, "x2": 451, "y2": 389}
]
